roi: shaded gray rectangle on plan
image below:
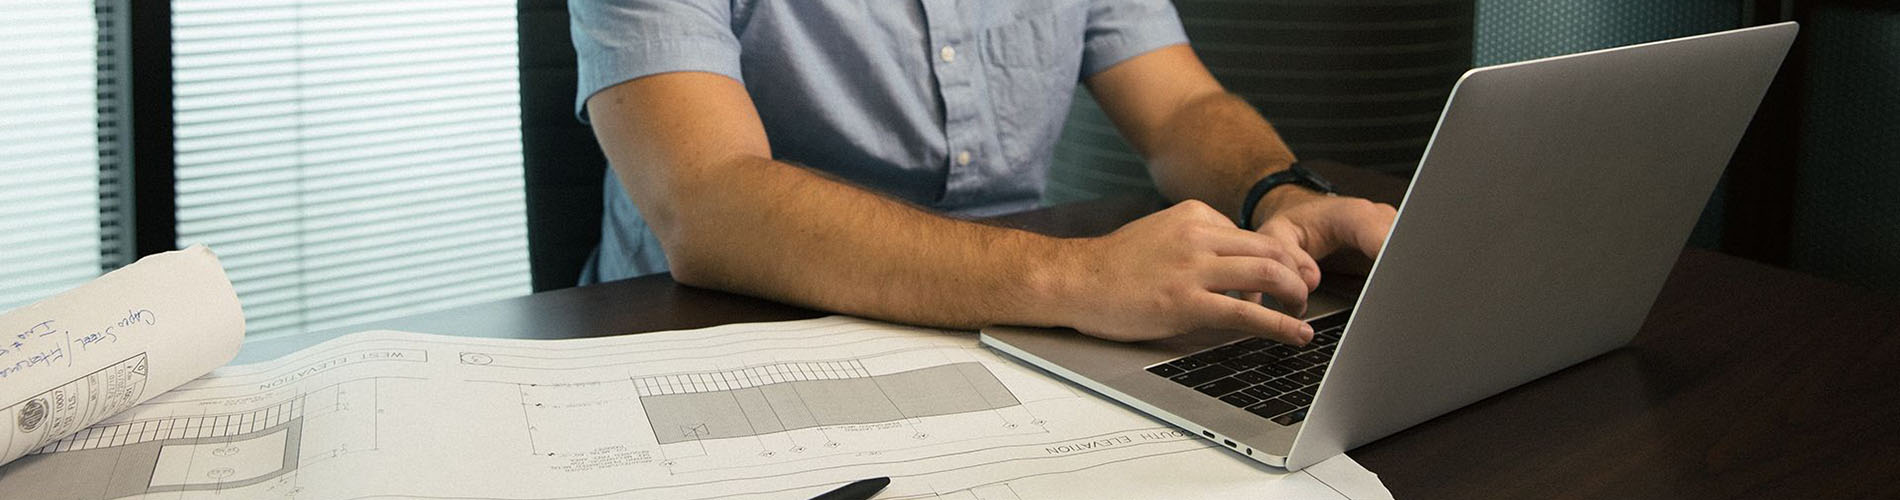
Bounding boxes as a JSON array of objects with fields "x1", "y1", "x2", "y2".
[{"x1": 643, "y1": 362, "x2": 1020, "y2": 444}]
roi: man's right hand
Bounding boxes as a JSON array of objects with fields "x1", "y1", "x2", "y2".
[{"x1": 1045, "y1": 200, "x2": 1320, "y2": 345}]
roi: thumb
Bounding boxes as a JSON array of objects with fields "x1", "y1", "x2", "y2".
[{"x1": 1344, "y1": 202, "x2": 1398, "y2": 259}]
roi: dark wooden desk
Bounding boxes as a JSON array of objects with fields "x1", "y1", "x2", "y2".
[{"x1": 238, "y1": 164, "x2": 1900, "y2": 499}]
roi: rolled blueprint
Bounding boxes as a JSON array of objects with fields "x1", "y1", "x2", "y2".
[{"x1": 0, "y1": 245, "x2": 243, "y2": 467}]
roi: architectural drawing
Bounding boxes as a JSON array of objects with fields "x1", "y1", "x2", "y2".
[
  {"x1": 3, "y1": 353, "x2": 150, "y2": 461},
  {"x1": 0, "y1": 317, "x2": 1390, "y2": 500},
  {"x1": 0, "y1": 376, "x2": 384, "y2": 500},
  {"x1": 0, "y1": 246, "x2": 246, "y2": 472},
  {"x1": 1, "y1": 409, "x2": 299, "y2": 499}
]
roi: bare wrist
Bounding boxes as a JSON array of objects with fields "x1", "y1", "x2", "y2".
[{"x1": 1005, "y1": 234, "x2": 1086, "y2": 328}]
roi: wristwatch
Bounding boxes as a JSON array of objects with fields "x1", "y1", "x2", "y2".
[{"x1": 1239, "y1": 162, "x2": 1336, "y2": 230}]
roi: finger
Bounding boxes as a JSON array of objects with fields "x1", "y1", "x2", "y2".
[
  {"x1": 1255, "y1": 220, "x2": 1323, "y2": 290},
  {"x1": 1206, "y1": 229, "x2": 1317, "y2": 293},
  {"x1": 1201, "y1": 227, "x2": 1283, "y2": 258},
  {"x1": 1349, "y1": 203, "x2": 1398, "y2": 259},
  {"x1": 1191, "y1": 294, "x2": 1314, "y2": 346},
  {"x1": 1262, "y1": 237, "x2": 1319, "y2": 292},
  {"x1": 1201, "y1": 257, "x2": 1309, "y2": 317}
]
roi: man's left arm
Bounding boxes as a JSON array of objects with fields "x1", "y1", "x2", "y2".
[{"x1": 1085, "y1": 44, "x2": 1398, "y2": 276}]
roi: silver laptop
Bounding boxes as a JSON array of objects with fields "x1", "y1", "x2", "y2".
[{"x1": 981, "y1": 23, "x2": 1797, "y2": 471}]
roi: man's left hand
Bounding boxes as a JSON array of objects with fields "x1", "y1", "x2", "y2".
[{"x1": 1254, "y1": 190, "x2": 1398, "y2": 280}]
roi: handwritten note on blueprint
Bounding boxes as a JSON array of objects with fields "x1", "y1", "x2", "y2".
[
  {"x1": 0, "y1": 317, "x2": 1389, "y2": 500},
  {"x1": 0, "y1": 245, "x2": 244, "y2": 470}
]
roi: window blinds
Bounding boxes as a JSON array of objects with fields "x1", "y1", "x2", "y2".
[
  {"x1": 171, "y1": 0, "x2": 530, "y2": 338},
  {"x1": 0, "y1": 0, "x2": 104, "y2": 312},
  {"x1": 97, "y1": 0, "x2": 134, "y2": 271}
]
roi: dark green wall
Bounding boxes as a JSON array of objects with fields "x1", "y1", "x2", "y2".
[
  {"x1": 1793, "y1": 6, "x2": 1900, "y2": 293},
  {"x1": 1469, "y1": 0, "x2": 1743, "y2": 249},
  {"x1": 1472, "y1": 0, "x2": 1742, "y2": 66}
]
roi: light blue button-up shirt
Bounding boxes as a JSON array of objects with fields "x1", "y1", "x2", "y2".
[{"x1": 571, "y1": 0, "x2": 1187, "y2": 282}]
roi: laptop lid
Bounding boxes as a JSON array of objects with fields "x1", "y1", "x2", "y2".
[{"x1": 1286, "y1": 22, "x2": 1797, "y2": 470}]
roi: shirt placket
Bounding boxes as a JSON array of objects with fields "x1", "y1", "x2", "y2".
[{"x1": 918, "y1": 0, "x2": 983, "y2": 207}]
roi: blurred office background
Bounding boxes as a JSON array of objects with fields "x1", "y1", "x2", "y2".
[{"x1": 0, "y1": 0, "x2": 1894, "y2": 339}]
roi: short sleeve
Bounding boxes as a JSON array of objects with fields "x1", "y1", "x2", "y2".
[
  {"x1": 1078, "y1": 0, "x2": 1190, "y2": 78},
  {"x1": 569, "y1": 0, "x2": 744, "y2": 121}
]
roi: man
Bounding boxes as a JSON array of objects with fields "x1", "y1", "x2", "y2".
[{"x1": 572, "y1": 0, "x2": 1396, "y2": 346}]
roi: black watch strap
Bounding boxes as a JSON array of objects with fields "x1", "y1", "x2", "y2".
[{"x1": 1239, "y1": 162, "x2": 1336, "y2": 230}]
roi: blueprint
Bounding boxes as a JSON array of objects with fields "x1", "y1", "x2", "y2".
[
  {"x1": 0, "y1": 246, "x2": 244, "y2": 471},
  {"x1": 0, "y1": 316, "x2": 1390, "y2": 499}
]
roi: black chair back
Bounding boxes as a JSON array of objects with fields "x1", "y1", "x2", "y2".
[{"x1": 520, "y1": 0, "x2": 608, "y2": 291}]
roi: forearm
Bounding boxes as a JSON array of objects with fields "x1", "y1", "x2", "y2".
[
  {"x1": 588, "y1": 72, "x2": 1090, "y2": 331},
  {"x1": 630, "y1": 155, "x2": 1316, "y2": 343},
  {"x1": 1143, "y1": 91, "x2": 1299, "y2": 223},
  {"x1": 622, "y1": 156, "x2": 1071, "y2": 330}
]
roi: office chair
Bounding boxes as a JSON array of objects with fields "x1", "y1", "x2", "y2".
[{"x1": 519, "y1": 0, "x2": 607, "y2": 292}]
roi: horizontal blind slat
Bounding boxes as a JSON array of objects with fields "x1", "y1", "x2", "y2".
[
  {"x1": 180, "y1": 186, "x2": 524, "y2": 241},
  {"x1": 224, "y1": 235, "x2": 527, "y2": 297},
  {"x1": 304, "y1": 279, "x2": 527, "y2": 334},
  {"x1": 176, "y1": 139, "x2": 520, "y2": 200}
]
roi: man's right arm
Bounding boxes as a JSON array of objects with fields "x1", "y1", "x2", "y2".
[{"x1": 587, "y1": 71, "x2": 1316, "y2": 344}]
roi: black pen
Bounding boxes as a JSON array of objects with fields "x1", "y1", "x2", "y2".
[{"x1": 809, "y1": 477, "x2": 889, "y2": 500}]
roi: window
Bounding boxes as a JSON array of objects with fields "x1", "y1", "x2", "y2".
[
  {"x1": 0, "y1": 0, "x2": 118, "y2": 312},
  {"x1": 170, "y1": 0, "x2": 530, "y2": 338}
]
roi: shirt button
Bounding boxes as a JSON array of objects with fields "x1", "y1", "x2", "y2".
[
  {"x1": 956, "y1": 151, "x2": 972, "y2": 166},
  {"x1": 940, "y1": 45, "x2": 956, "y2": 63}
]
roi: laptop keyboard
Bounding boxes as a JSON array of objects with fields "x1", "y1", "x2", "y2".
[{"x1": 1144, "y1": 314, "x2": 1347, "y2": 426}]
